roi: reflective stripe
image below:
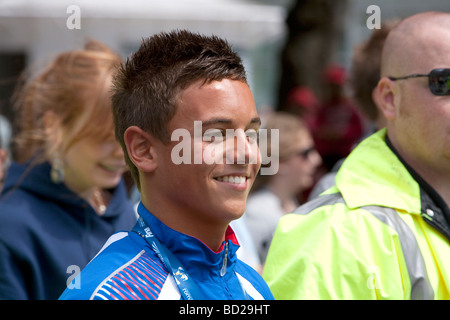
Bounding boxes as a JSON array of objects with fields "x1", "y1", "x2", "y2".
[
  {"x1": 294, "y1": 193, "x2": 434, "y2": 300},
  {"x1": 363, "y1": 205, "x2": 434, "y2": 300},
  {"x1": 293, "y1": 192, "x2": 344, "y2": 215}
]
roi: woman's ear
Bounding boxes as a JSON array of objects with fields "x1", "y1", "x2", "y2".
[
  {"x1": 373, "y1": 77, "x2": 398, "y2": 121},
  {"x1": 124, "y1": 126, "x2": 157, "y2": 173}
]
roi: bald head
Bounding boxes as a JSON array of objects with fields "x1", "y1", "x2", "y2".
[
  {"x1": 375, "y1": 11, "x2": 450, "y2": 192},
  {"x1": 381, "y1": 12, "x2": 450, "y2": 77}
]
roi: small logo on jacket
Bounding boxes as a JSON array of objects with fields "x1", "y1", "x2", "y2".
[
  {"x1": 144, "y1": 227, "x2": 153, "y2": 238},
  {"x1": 175, "y1": 267, "x2": 189, "y2": 281}
]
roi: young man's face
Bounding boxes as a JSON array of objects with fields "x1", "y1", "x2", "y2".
[{"x1": 153, "y1": 79, "x2": 261, "y2": 228}]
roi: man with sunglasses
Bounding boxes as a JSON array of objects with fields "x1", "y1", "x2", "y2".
[{"x1": 263, "y1": 12, "x2": 450, "y2": 299}]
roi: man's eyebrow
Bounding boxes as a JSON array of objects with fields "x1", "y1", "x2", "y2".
[
  {"x1": 201, "y1": 118, "x2": 232, "y2": 127},
  {"x1": 201, "y1": 117, "x2": 261, "y2": 127}
]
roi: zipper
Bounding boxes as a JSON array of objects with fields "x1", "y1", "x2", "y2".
[{"x1": 220, "y1": 241, "x2": 228, "y2": 276}]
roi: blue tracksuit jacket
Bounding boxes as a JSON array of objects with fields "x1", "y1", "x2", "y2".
[{"x1": 59, "y1": 203, "x2": 274, "y2": 300}]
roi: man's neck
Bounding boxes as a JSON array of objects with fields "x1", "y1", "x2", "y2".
[
  {"x1": 386, "y1": 134, "x2": 450, "y2": 208},
  {"x1": 140, "y1": 196, "x2": 227, "y2": 252}
]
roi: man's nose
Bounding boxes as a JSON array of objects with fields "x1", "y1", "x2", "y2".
[{"x1": 225, "y1": 129, "x2": 257, "y2": 165}]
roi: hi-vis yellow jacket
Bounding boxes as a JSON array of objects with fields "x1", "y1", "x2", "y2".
[{"x1": 263, "y1": 129, "x2": 450, "y2": 300}]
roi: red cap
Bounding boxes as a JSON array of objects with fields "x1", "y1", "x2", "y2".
[
  {"x1": 324, "y1": 65, "x2": 346, "y2": 85},
  {"x1": 287, "y1": 86, "x2": 319, "y2": 110}
]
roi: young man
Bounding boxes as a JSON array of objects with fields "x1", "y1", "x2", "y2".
[
  {"x1": 59, "y1": 30, "x2": 273, "y2": 300},
  {"x1": 263, "y1": 12, "x2": 450, "y2": 300}
]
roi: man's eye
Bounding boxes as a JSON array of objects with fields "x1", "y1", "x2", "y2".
[
  {"x1": 203, "y1": 129, "x2": 225, "y2": 142},
  {"x1": 246, "y1": 129, "x2": 258, "y2": 143}
]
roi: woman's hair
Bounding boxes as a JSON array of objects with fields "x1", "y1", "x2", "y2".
[
  {"x1": 12, "y1": 40, "x2": 122, "y2": 164},
  {"x1": 111, "y1": 30, "x2": 247, "y2": 188}
]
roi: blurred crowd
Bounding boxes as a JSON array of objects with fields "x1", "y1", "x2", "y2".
[
  {"x1": 0, "y1": 18, "x2": 400, "y2": 298},
  {"x1": 0, "y1": 20, "x2": 382, "y2": 295},
  {"x1": 1, "y1": 11, "x2": 450, "y2": 300}
]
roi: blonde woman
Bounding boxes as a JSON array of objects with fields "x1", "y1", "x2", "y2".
[{"x1": 0, "y1": 41, "x2": 137, "y2": 299}]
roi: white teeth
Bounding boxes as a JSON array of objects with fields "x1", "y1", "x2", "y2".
[{"x1": 216, "y1": 176, "x2": 246, "y2": 184}]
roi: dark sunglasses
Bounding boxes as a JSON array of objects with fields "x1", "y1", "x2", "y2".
[{"x1": 388, "y1": 68, "x2": 450, "y2": 96}]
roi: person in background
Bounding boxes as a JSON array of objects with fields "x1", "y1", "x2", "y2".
[
  {"x1": 308, "y1": 20, "x2": 398, "y2": 200},
  {"x1": 284, "y1": 86, "x2": 320, "y2": 133},
  {"x1": 245, "y1": 111, "x2": 322, "y2": 263},
  {"x1": 59, "y1": 30, "x2": 273, "y2": 300},
  {"x1": 0, "y1": 40, "x2": 137, "y2": 300},
  {"x1": 312, "y1": 64, "x2": 365, "y2": 171},
  {"x1": 263, "y1": 12, "x2": 450, "y2": 299},
  {"x1": 349, "y1": 20, "x2": 399, "y2": 133}
]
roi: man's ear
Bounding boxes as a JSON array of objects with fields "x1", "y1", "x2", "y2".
[
  {"x1": 124, "y1": 126, "x2": 157, "y2": 173},
  {"x1": 374, "y1": 77, "x2": 398, "y2": 121}
]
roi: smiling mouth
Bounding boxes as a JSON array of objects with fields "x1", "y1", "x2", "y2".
[
  {"x1": 214, "y1": 175, "x2": 248, "y2": 185},
  {"x1": 99, "y1": 163, "x2": 125, "y2": 173}
]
